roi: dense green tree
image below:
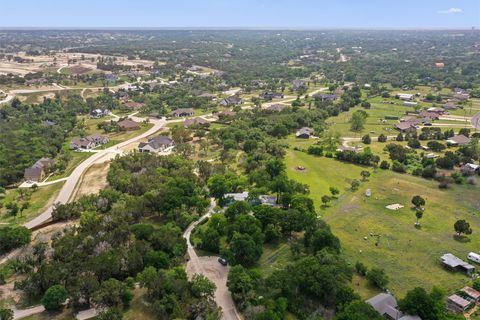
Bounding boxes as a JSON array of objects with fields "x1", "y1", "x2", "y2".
[{"x1": 42, "y1": 285, "x2": 68, "y2": 311}]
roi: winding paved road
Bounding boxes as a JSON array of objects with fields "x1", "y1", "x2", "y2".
[
  {"x1": 184, "y1": 199, "x2": 241, "y2": 320},
  {"x1": 24, "y1": 117, "x2": 167, "y2": 229}
]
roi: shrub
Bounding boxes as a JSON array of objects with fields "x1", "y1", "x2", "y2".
[
  {"x1": 355, "y1": 261, "x2": 368, "y2": 276},
  {"x1": 42, "y1": 285, "x2": 68, "y2": 311}
]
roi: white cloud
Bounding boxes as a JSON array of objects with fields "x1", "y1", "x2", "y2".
[{"x1": 437, "y1": 8, "x2": 463, "y2": 14}]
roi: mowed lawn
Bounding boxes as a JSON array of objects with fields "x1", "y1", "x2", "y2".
[
  {"x1": 285, "y1": 149, "x2": 366, "y2": 210},
  {"x1": 285, "y1": 150, "x2": 480, "y2": 297}
]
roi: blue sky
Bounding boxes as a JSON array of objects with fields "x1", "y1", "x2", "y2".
[{"x1": 2, "y1": 0, "x2": 479, "y2": 29}]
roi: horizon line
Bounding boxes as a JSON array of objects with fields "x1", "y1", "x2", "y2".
[{"x1": 0, "y1": 26, "x2": 478, "y2": 31}]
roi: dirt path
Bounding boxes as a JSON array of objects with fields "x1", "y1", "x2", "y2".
[{"x1": 184, "y1": 200, "x2": 241, "y2": 320}]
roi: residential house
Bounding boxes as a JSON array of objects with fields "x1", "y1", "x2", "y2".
[
  {"x1": 443, "y1": 102, "x2": 460, "y2": 110},
  {"x1": 292, "y1": 80, "x2": 306, "y2": 90},
  {"x1": 446, "y1": 294, "x2": 472, "y2": 313},
  {"x1": 418, "y1": 111, "x2": 440, "y2": 121},
  {"x1": 336, "y1": 146, "x2": 360, "y2": 153},
  {"x1": 172, "y1": 108, "x2": 194, "y2": 117},
  {"x1": 118, "y1": 119, "x2": 140, "y2": 131},
  {"x1": 223, "y1": 191, "x2": 277, "y2": 207},
  {"x1": 397, "y1": 93, "x2": 415, "y2": 101},
  {"x1": 220, "y1": 95, "x2": 243, "y2": 106},
  {"x1": 70, "y1": 134, "x2": 109, "y2": 150},
  {"x1": 395, "y1": 122, "x2": 418, "y2": 133},
  {"x1": 261, "y1": 92, "x2": 284, "y2": 100},
  {"x1": 427, "y1": 107, "x2": 447, "y2": 115},
  {"x1": 461, "y1": 163, "x2": 480, "y2": 176},
  {"x1": 313, "y1": 93, "x2": 338, "y2": 102},
  {"x1": 440, "y1": 253, "x2": 475, "y2": 275},
  {"x1": 366, "y1": 293, "x2": 421, "y2": 320},
  {"x1": 183, "y1": 117, "x2": 210, "y2": 128},
  {"x1": 124, "y1": 101, "x2": 145, "y2": 109},
  {"x1": 446, "y1": 135, "x2": 471, "y2": 146},
  {"x1": 24, "y1": 158, "x2": 54, "y2": 182},
  {"x1": 435, "y1": 62, "x2": 445, "y2": 68},
  {"x1": 295, "y1": 127, "x2": 314, "y2": 139},
  {"x1": 138, "y1": 135, "x2": 174, "y2": 153},
  {"x1": 90, "y1": 108, "x2": 110, "y2": 118},
  {"x1": 258, "y1": 195, "x2": 278, "y2": 206},
  {"x1": 215, "y1": 110, "x2": 236, "y2": 120},
  {"x1": 266, "y1": 104, "x2": 286, "y2": 112},
  {"x1": 224, "y1": 192, "x2": 250, "y2": 202}
]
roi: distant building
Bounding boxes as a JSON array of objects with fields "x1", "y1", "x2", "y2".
[
  {"x1": 261, "y1": 91, "x2": 284, "y2": 100},
  {"x1": 440, "y1": 253, "x2": 475, "y2": 275},
  {"x1": 172, "y1": 108, "x2": 194, "y2": 117},
  {"x1": 90, "y1": 108, "x2": 110, "y2": 118},
  {"x1": 461, "y1": 163, "x2": 480, "y2": 176},
  {"x1": 336, "y1": 146, "x2": 360, "y2": 153},
  {"x1": 183, "y1": 117, "x2": 210, "y2": 128},
  {"x1": 313, "y1": 93, "x2": 338, "y2": 102},
  {"x1": 138, "y1": 135, "x2": 174, "y2": 153},
  {"x1": 118, "y1": 119, "x2": 140, "y2": 131},
  {"x1": 395, "y1": 122, "x2": 417, "y2": 133},
  {"x1": 295, "y1": 127, "x2": 314, "y2": 139},
  {"x1": 224, "y1": 191, "x2": 249, "y2": 202},
  {"x1": 220, "y1": 95, "x2": 243, "y2": 106},
  {"x1": 426, "y1": 107, "x2": 447, "y2": 115},
  {"x1": 214, "y1": 110, "x2": 236, "y2": 120},
  {"x1": 461, "y1": 286, "x2": 480, "y2": 302},
  {"x1": 366, "y1": 293, "x2": 421, "y2": 320},
  {"x1": 403, "y1": 101, "x2": 418, "y2": 107},
  {"x1": 446, "y1": 135, "x2": 471, "y2": 146},
  {"x1": 24, "y1": 158, "x2": 54, "y2": 182},
  {"x1": 124, "y1": 101, "x2": 145, "y2": 109},
  {"x1": 397, "y1": 93, "x2": 415, "y2": 101},
  {"x1": 70, "y1": 134, "x2": 109, "y2": 150},
  {"x1": 446, "y1": 294, "x2": 472, "y2": 313},
  {"x1": 435, "y1": 62, "x2": 445, "y2": 68},
  {"x1": 443, "y1": 102, "x2": 460, "y2": 110},
  {"x1": 223, "y1": 191, "x2": 277, "y2": 206}
]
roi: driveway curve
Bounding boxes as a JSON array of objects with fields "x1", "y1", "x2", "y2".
[{"x1": 184, "y1": 199, "x2": 241, "y2": 320}]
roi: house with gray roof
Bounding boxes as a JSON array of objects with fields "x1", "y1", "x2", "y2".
[
  {"x1": 184, "y1": 117, "x2": 210, "y2": 128},
  {"x1": 295, "y1": 127, "x2": 314, "y2": 139},
  {"x1": 138, "y1": 135, "x2": 174, "y2": 153},
  {"x1": 367, "y1": 293, "x2": 421, "y2": 320},
  {"x1": 220, "y1": 95, "x2": 243, "y2": 106},
  {"x1": 172, "y1": 108, "x2": 194, "y2": 117}
]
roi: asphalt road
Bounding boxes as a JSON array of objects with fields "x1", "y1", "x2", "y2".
[
  {"x1": 24, "y1": 117, "x2": 167, "y2": 229},
  {"x1": 472, "y1": 111, "x2": 480, "y2": 129},
  {"x1": 184, "y1": 199, "x2": 241, "y2": 320}
]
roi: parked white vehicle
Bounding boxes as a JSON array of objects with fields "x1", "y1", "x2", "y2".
[{"x1": 467, "y1": 252, "x2": 480, "y2": 264}]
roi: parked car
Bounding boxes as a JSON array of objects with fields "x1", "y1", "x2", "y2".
[{"x1": 218, "y1": 257, "x2": 228, "y2": 266}]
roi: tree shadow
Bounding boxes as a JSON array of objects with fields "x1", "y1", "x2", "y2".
[{"x1": 453, "y1": 235, "x2": 471, "y2": 243}]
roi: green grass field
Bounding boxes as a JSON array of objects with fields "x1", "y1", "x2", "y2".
[
  {"x1": 0, "y1": 182, "x2": 64, "y2": 225},
  {"x1": 285, "y1": 149, "x2": 480, "y2": 297}
]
